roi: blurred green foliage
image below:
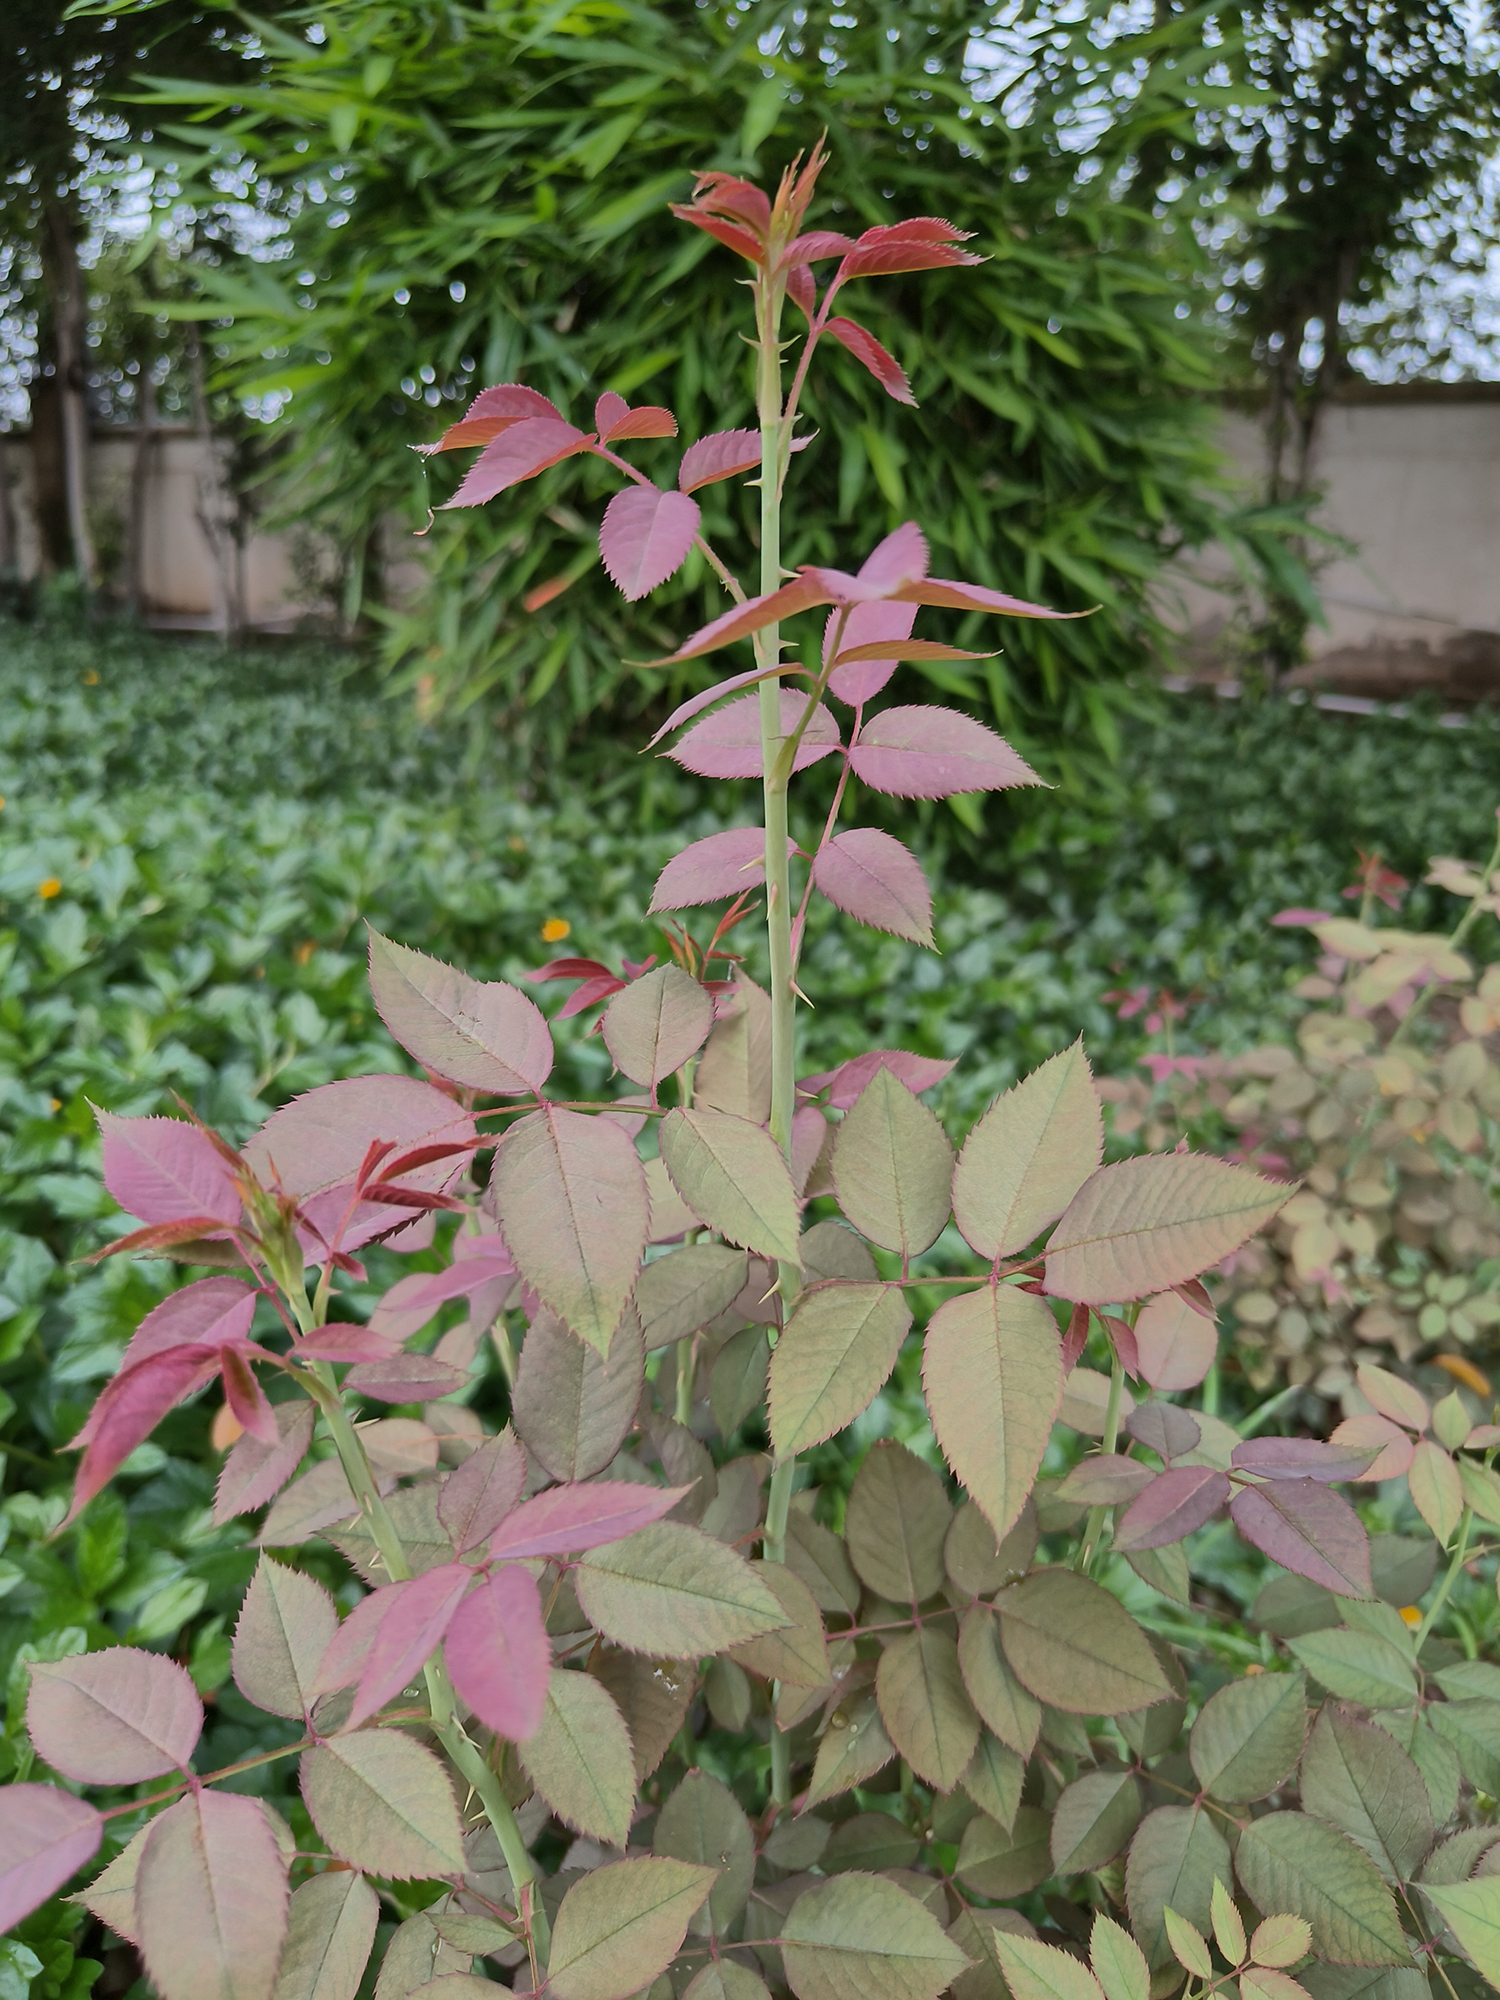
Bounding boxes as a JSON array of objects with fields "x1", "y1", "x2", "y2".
[{"x1": 131, "y1": 0, "x2": 1309, "y2": 764}]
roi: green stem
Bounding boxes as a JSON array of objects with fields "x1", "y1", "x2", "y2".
[
  {"x1": 1415, "y1": 1505, "x2": 1474, "y2": 1648},
  {"x1": 675, "y1": 1336, "x2": 695, "y2": 1427},
  {"x1": 1077, "y1": 1346, "x2": 1126, "y2": 1575},
  {"x1": 310, "y1": 1361, "x2": 549, "y2": 1962}
]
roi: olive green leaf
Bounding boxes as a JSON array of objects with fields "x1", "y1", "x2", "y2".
[
  {"x1": 659, "y1": 1108, "x2": 800, "y2": 1263},
  {"x1": 962, "y1": 1728, "x2": 1026, "y2": 1832},
  {"x1": 520, "y1": 1669, "x2": 636, "y2": 1848},
  {"x1": 1299, "y1": 1704, "x2": 1433, "y2": 1885},
  {"x1": 875, "y1": 1627, "x2": 982, "y2": 1792},
  {"x1": 300, "y1": 1734, "x2": 466, "y2": 1880},
  {"x1": 587, "y1": 1651, "x2": 695, "y2": 1783},
  {"x1": 769, "y1": 1281, "x2": 912, "y2": 1457},
  {"x1": 1421, "y1": 1876, "x2": 1500, "y2": 1987},
  {"x1": 831, "y1": 1067, "x2": 954, "y2": 1257},
  {"x1": 682, "y1": 1965, "x2": 774, "y2": 2000},
  {"x1": 1125, "y1": 1805, "x2": 1231, "y2": 1968},
  {"x1": 1288, "y1": 1631, "x2": 1418, "y2": 1711},
  {"x1": 273, "y1": 1869, "x2": 379, "y2": 2000},
  {"x1": 653, "y1": 1771, "x2": 755, "y2": 1937},
  {"x1": 729, "y1": 1562, "x2": 830, "y2": 1687},
  {"x1": 634, "y1": 1245, "x2": 748, "y2": 1349},
  {"x1": 1051, "y1": 1769, "x2": 1142, "y2": 1876},
  {"x1": 577, "y1": 1521, "x2": 787, "y2": 1654},
  {"x1": 1426, "y1": 1697, "x2": 1500, "y2": 1795},
  {"x1": 548, "y1": 1858, "x2": 719, "y2": 2000},
  {"x1": 1250, "y1": 1914, "x2": 1312, "y2": 1967},
  {"x1": 1162, "y1": 1909, "x2": 1213, "y2": 1981},
  {"x1": 956, "y1": 1808, "x2": 1054, "y2": 1900},
  {"x1": 511, "y1": 1306, "x2": 644, "y2": 1483},
  {"x1": 952, "y1": 1039, "x2": 1103, "y2": 1259},
  {"x1": 1188, "y1": 1670, "x2": 1308, "y2": 1801},
  {"x1": 1234, "y1": 1813, "x2": 1414, "y2": 1967},
  {"x1": 997, "y1": 1569, "x2": 1173, "y2": 1715},
  {"x1": 784, "y1": 1507, "x2": 863, "y2": 1616},
  {"x1": 923, "y1": 1284, "x2": 1063, "y2": 1543},
  {"x1": 711, "y1": 1324, "x2": 771, "y2": 1439},
  {"x1": 959, "y1": 1604, "x2": 1042, "y2": 1757},
  {"x1": 1211, "y1": 1876, "x2": 1248, "y2": 1964},
  {"x1": 782, "y1": 1871, "x2": 971, "y2": 2000},
  {"x1": 806, "y1": 1686, "x2": 897, "y2": 1807},
  {"x1": 602, "y1": 964, "x2": 713, "y2": 1089},
  {"x1": 232, "y1": 1555, "x2": 338, "y2": 1722},
  {"x1": 1089, "y1": 1912, "x2": 1150, "y2": 2000},
  {"x1": 844, "y1": 1441, "x2": 952, "y2": 1604},
  {"x1": 991, "y1": 1929, "x2": 1107, "y2": 2000}
]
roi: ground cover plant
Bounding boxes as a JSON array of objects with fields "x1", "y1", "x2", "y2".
[{"x1": 3, "y1": 150, "x2": 1498, "y2": 2000}]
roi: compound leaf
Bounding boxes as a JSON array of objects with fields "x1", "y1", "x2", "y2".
[{"x1": 1235, "y1": 1813, "x2": 1413, "y2": 1967}]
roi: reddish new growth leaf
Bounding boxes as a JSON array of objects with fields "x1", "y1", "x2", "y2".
[
  {"x1": 825, "y1": 316, "x2": 915, "y2": 404},
  {"x1": 526, "y1": 957, "x2": 628, "y2": 1018},
  {"x1": 849, "y1": 706, "x2": 1041, "y2": 799},
  {"x1": 650, "y1": 828, "x2": 798, "y2": 912},
  {"x1": 798, "y1": 1048, "x2": 956, "y2": 1110},
  {"x1": 668, "y1": 690, "x2": 841, "y2": 779},
  {"x1": 345, "y1": 1563, "x2": 475, "y2": 1728},
  {"x1": 95, "y1": 1108, "x2": 242, "y2": 1229},
  {"x1": 678, "y1": 428, "x2": 761, "y2": 492},
  {"x1": 444, "y1": 416, "x2": 594, "y2": 508},
  {"x1": 1113, "y1": 1467, "x2": 1230, "y2": 1551},
  {"x1": 0, "y1": 1786, "x2": 103, "y2": 1932},
  {"x1": 1230, "y1": 1437, "x2": 1380, "y2": 1483},
  {"x1": 595, "y1": 392, "x2": 677, "y2": 443},
  {"x1": 1229, "y1": 1478, "x2": 1373, "y2": 1598},
  {"x1": 650, "y1": 519, "x2": 1073, "y2": 667},
  {"x1": 415, "y1": 382, "x2": 562, "y2": 454},
  {"x1": 438, "y1": 1428, "x2": 527, "y2": 1554},
  {"x1": 601, "y1": 485, "x2": 702, "y2": 600},
  {"x1": 28, "y1": 1648, "x2": 203, "y2": 1783},
  {"x1": 487, "y1": 1479, "x2": 690, "y2": 1561},
  {"x1": 445, "y1": 1563, "x2": 550, "y2": 1741},
  {"x1": 812, "y1": 828, "x2": 934, "y2": 945}
]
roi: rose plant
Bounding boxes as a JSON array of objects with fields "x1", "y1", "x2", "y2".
[{"x1": 2, "y1": 149, "x2": 1498, "y2": 2000}]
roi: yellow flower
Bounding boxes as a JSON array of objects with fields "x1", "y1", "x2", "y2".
[
  {"x1": 37, "y1": 877, "x2": 62, "y2": 900},
  {"x1": 541, "y1": 917, "x2": 571, "y2": 943},
  {"x1": 83, "y1": 669, "x2": 99, "y2": 686},
  {"x1": 1399, "y1": 1605, "x2": 1422, "y2": 1627}
]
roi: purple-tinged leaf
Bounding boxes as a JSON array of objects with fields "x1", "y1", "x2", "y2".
[
  {"x1": 444, "y1": 1563, "x2": 551, "y2": 1742},
  {"x1": 645, "y1": 664, "x2": 815, "y2": 753},
  {"x1": 1134, "y1": 1292, "x2": 1217, "y2": 1392},
  {"x1": 1231, "y1": 1438, "x2": 1381, "y2": 1483},
  {"x1": 785, "y1": 228, "x2": 859, "y2": 263},
  {"x1": 444, "y1": 416, "x2": 592, "y2": 508},
  {"x1": 343, "y1": 1353, "x2": 470, "y2": 1402},
  {"x1": 66, "y1": 1345, "x2": 223, "y2": 1525},
  {"x1": 215, "y1": 1401, "x2": 316, "y2": 1524},
  {"x1": 0, "y1": 1785, "x2": 102, "y2": 1933},
  {"x1": 368, "y1": 931, "x2": 553, "y2": 1096},
  {"x1": 439, "y1": 1428, "x2": 527, "y2": 1554},
  {"x1": 648, "y1": 575, "x2": 830, "y2": 663},
  {"x1": 347, "y1": 1563, "x2": 475, "y2": 1728},
  {"x1": 1056, "y1": 1454, "x2": 1156, "y2": 1506},
  {"x1": 259, "y1": 1458, "x2": 372, "y2": 1548},
  {"x1": 418, "y1": 383, "x2": 562, "y2": 453},
  {"x1": 488, "y1": 1480, "x2": 693, "y2": 1562},
  {"x1": 245, "y1": 1074, "x2": 474, "y2": 1202},
  {"x1": 597, "y1": 395, "x2": 677, "y2": 443},
  {"x1": 888, "y1": 576, "x2": 1071, "y2": 619},
  {"x1": 856, "y1": 520, "x2": 931, "y2": 590},
  {"x1": 848, "y1": 706, "x2": 1041, "y2": 798},
  {"x1": 74, "y1": 1279, "x2": 258, "y2": 1432},
  {"x1": 677, "y1": 428, "x2": 760, "y2": 493},
  {"x1": 824, "y1": 600, "x2": 916, "y2": 705},
  {"x1": 668, "y1": 690, "x2": 840, "y2": 779},
  {"x1": 308, "y1": 1584, "x2": 392, "y2": 1699},
  {"x1": 293, "y1": 1323, "x2": 398, "y2": 1363},
  {"x1": 29, "y1": 1648, "x2": 203, "y2": 1783},
  {"x1": 798, "y1": 1049, "x2": 956, "y2": 1111},
  {"x1": 136, "y1": 1789, "x2": 287, "y2": 2000},
  {"x1": 1114, "y1": 1467, "x2": 1230, "y2": 1551},
  {"x1": 812, "y1": 828, "x2": 933, "y2": 945},
  {"x1": 650, "y1": 828, "x2": 798, "y2": 912},
  {"x1": 379, "y1": 1246, "x2": 515, "y2": 1320},
  {"x1": 1355, "y1": 1362, "x2": 1429, "y2": 1433},
  {"x1": 835, "y1": 217, "x2": 982, "y2": 281},
  {"x1": 1230, "y1": 1478, "x2": 1373, "y2": 1598},
  {"x1": 1125, "y1": 1404, "x2": 1201, "y2": 1463},
  {"x1": 492, "y1": 1106, "x2": 649, "y2": 1358},
  {"x1": 96, "y1": 1109, "x2": 242, "y2": 1228},
  {"x1": 601, "y1": 485, "x2": 702, "y2": 601},
  {"x1": 221, "y1": 1346, "x2": 279, "y2": 1445},
  {"x1": 825, "y1": 315, "x2": 915, "y2": 404}
]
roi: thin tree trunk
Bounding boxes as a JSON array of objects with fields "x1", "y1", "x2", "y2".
[
  {"x1": 127, "y1": 370, "x2": 158, "y2": 619},
  {"x1": 43, "y1": 201, "x2": 98, "y2": 590},
  {"x1": 0, "y1": 434, "x2": 16, "y2": 579}
]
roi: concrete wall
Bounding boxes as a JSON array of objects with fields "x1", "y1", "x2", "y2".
[
  {"x1": 1172, "y1": 386, "x2": 1500, "y2": 700},
  {"x1": 4, "y1": 394, "x2": 1500, "y2": 695}
]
